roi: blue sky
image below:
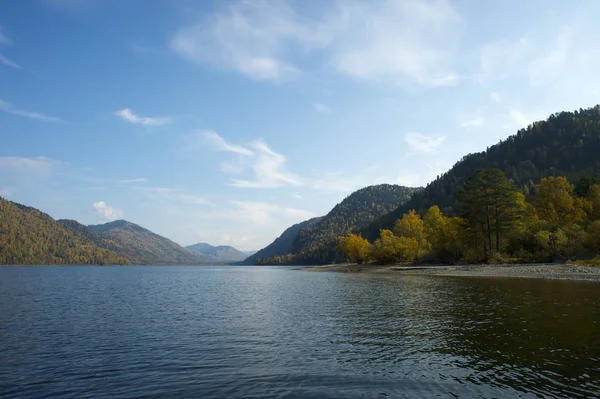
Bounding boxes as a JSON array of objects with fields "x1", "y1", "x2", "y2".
[{"x1": 1, "y1": 0, "x2": 600, "y2": 251}]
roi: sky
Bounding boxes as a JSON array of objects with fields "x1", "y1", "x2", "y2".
[{"x1": 2, "y1": 0, "x2": 600, "y2": 251}]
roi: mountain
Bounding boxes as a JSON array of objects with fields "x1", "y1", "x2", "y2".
[
  {"x1": 0, "y1": 198, "x2": 129, "y2": 265},
  {"x1": 361, "y1": 105, "x2": 600, "y2": 241},
  {"x1": 242, "y1": 217, "x2": 322, "y2": 265},
  {"x1": 252, "y1": 184, "x2": 419, "y2": 265},
  {"x1": 186, "y1": 243, "x2": 249, "y2": 263},
  {"x1": 87, "y1": 220, "x2": 202, "y2": 265}
]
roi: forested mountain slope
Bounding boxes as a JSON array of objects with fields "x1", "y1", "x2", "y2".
[
  {"x1": 253, "y1": 184, "x2": 419, "y2": 265},
  {"x1": 361, "y1": 105, "x2": 600, "y2": 241},
  {"x1": 0, "y1": 198, "x2": 129, "y2": 265},
  {"x1": 88, "y1": 220, "x2": 201, "y2": 265},
  {"x1": 243, "y1": 217, "x2": 322, "y2": 265}
]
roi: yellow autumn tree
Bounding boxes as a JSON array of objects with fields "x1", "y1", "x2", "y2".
[
  {"x1": 423, "y1": 205, "x2": 464, "y2": 261},
  {"x1": 369, "y1": 229, "x2": 419, "y2": 264},
  {"x1": 393, "y1": 210, "x2": 429, "y2": 259},
  {"x1": 532, "y1": 176, "x2": 585, "y2": 227},
  {"x1": 338, "y1": 233, "x2": 370, "y2": 264}
]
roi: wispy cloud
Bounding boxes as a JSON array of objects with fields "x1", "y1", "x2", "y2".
[
  {"x1": 133, "y1": 186, "x2": 210, "y2": 206},
  {"x1": 460, "y1": 117, "x2": 484, "y2": 128},
  {"x1": 195, "y1": 130, "x2": 301, "y2": 188},
  {"x1": 115, "y1": 108, "x2": 170, "y2": 126},
  {"x1": 231, "y1": 139, "x2": 302, "y2": 188},
  {"x1": 170, "y1": 0, "x2": 460, "y2": 87},
  {"x1": 0, "y1": 99, "x2": 63, "y2": 122},
  {"x1": 404, "y1": 132, "x2": 446, "y2": 153},
  {"x1": 92, "y1": 201, "x2": 124, "y2": 222},
  {"x1": 0, "y1": 26, "x2": 11, "y2": 46},
  {"x1": 231, "y1": 200, "x2": 316, "y2": 226},
  {"x1": 201, "y1": 130, "x2": 254, "y2": 156},
  {"x1": 313, "y1": 102, "x2": 332, "y2": 114},
  {"x1": 0, "y1": 156, "x2": 59, "y2": 176},
  {"x1": 44, "y1": 0, "x2": 96, "y2": 7},
  {"x1": 0, "y1": 55, "x2": 22, "y2": 69}
]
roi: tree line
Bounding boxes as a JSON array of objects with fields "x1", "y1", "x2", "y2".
[{"x1": 339, "y1": 170, "x2": 600, "y2": 265}]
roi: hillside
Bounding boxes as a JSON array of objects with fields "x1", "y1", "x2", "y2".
[
  {"x1": 88, "y1": 220, "x2": 201, "y2": 265},
  {"x1": 0, "y1": 198, "x2": 129, "y2": 265},
  {"x1": 186, "y1": 242, "x2": 248, "y2": 263},
  {"x1": 253, "y1": 184, "x2": 419, "y2": 265},
  {"x1": 243, "y1": 217, "x2": 322, "y2": 265},
  {"x1": 361, "y1": 105, "x2": 600, "y2": 241}
]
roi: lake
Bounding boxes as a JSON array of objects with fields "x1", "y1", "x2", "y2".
[{"x1": 0, "y1": 266, "x2": 599, "y2": 398}]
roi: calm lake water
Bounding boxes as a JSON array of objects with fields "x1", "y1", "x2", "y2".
[{"x1": 0, "y1": 266, "x2": 599, "y2": 398}]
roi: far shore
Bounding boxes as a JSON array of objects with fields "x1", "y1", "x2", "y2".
[{"x1": 302, "y1": 263, "x2": 600, "y2": 282}]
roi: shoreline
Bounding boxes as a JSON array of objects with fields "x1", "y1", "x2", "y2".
[{"x1": 302, "y1": 263, "x2": 600, "y2": 282}]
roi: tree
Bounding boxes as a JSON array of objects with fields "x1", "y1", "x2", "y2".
[
  {"x1": 587, "y1": 184, "x2": 600, "y2": 220},
  {"x1": 458, "y1": 169, "x2": 523, "y2": 259},
  {"x1": 393, "y1": 210, "x2": 429, "y2": 259},
  {"x1": 531, "y1": 176, "x2": 585, "y2": 228},
  {"x1": 369, "y1": 229, "x2": 419, "y2": 264},
  {"x1": 338, "y1": 234, "x2": 370, "y2": 264},
  {"x1": 424, "y1": 206, "x2": 464, "y2": 261}
]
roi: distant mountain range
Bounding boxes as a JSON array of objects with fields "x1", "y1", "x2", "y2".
[{"x1": 186, "y1": 242, "x2": 251, "y2": 263}]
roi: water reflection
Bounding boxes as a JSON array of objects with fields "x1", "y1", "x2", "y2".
[{"x1": 0, "y1": 267, "x2": 598, "y2": 398}]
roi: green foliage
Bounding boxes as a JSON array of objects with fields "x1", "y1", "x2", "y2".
[
  {"x1": 362, "y1": 105, "x2": 600, "y2": 241},
  {"x1": 0, "y1": 199, "x2": 129, "y2": 265},
  {"x1": 338, "y1": 234, "x2": 370, "y2": 264},
  {"x1": 458, "y1": 169, "x2": 523, "y2": 260},
  {"x1": 246, "y1": 217, "x2": 322, "y2": 265}
]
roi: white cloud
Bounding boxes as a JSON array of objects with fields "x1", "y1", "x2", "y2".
[
  {"x1": 460, "y1": 117, "x2": 484, "y2": 128},
  {"x1": 509, "y1": 108, "x2": 532, "y2": 128},
  {"x1": 0, "y1": 187, "x2": 15, "y2": 198},
  {"x1": 231, "y1": 200, "x2": 316, "y2": 226},
  {"x1": 116, "y1": 178, "x2": 148, "y2": 184},
  {"x1": 0, "y1": 99, "x2": 63, "y2": 122},
  {"x1": 92, "y1": 201, "x2": 124, "y2": 222},
  {"x1": 490, "y1": 92, "x2": 501, "y2": 103},
  {"x1": 231, "y1": 139, "x2": 302, "y2": 188},
  {"x1": 0, "y1": 55, "x2": 22, "y2": 69},
  {"x1": 313, "y1": 102, "x2": 332, "y2": 114},
  {"x1": 0, "y1": 26, "x2": 10, "y2": 45},
  {"x1": 133, "y1": 186, "x2": 210, "y2": 206},
  {"x1": 404, "y1": 132, "x2": 446, "y2": 153},
  {"x1": 0, "y1": 156, "x2": 58, "y2": 175},
  {"x1": 201, "y1": 130, "x2": 254, "y2": 156},
  {"x1": 115, "y1": 108, "x2": 170, "y2": 126},
  {"x1": 170, "y1": 0, "x2": 460, "y2": 87}
]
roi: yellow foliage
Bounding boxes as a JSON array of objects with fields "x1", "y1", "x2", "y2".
[
  {"x1": 393, "y1": 210, "x2": 429, "y2": 258},
  {"x1": 338, "y1": 233, "x2": 370, "y2": 264}
]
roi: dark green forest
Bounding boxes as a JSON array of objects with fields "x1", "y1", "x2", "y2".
[
  {"x1": 361, "y1": 106, "x2": 600, "y2": 242},
  {"x1": 253, "y1": 105, "x2": 600, "y2": 266},
  {"x1": 339, "y1": 171, "x2": 600, "y2": 265}
]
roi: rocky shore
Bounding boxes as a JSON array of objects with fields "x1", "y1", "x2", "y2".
[{"x1": 303, "y1": 263, "x2": 600, "y2": 282}]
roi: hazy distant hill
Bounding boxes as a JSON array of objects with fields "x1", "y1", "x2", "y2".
[
  {"x1": 242, "y1": 217, "x2": 322, "y2": 265},
  {"x1": 0, "y1": 198, "x2": 129, "y2": 265},
  {"x1": 186, "y1": 243, "x2": 249, "y2": 263},
  {"x1": 87, "y1": 220, "x2": 202, "y2": 265}
]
